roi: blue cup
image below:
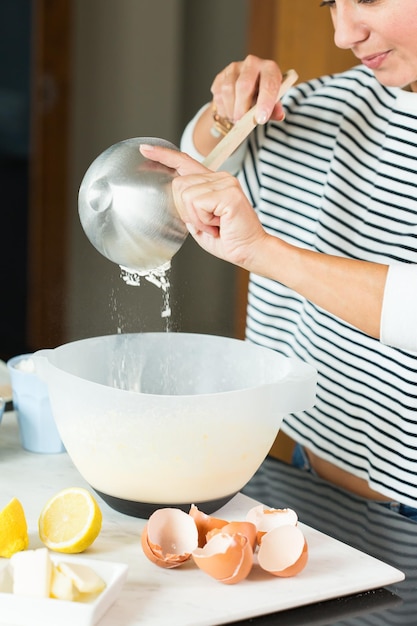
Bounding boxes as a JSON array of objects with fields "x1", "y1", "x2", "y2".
[{"x1": 7, "y1": 354, "x2": 65, "y2": 454}]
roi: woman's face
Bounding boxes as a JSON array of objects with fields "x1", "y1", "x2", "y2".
[{"x1": 322, "y1": 0, "x2": 417, "y2": 90}]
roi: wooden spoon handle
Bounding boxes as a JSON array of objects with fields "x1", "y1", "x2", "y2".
[{"x1": 202, "y1": 69, "x2": 298, "y2": 172}]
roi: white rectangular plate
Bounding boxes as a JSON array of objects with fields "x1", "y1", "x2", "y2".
[
  {"x1": 100, "y1": 493, "x2": 404, "y2": 626},
  {"x1": 0, "y1": 555, "x2": 128, "y2": 626}
]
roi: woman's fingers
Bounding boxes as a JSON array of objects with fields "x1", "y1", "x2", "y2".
[
  {"x1": 211, "y1": 60, "x2": 242, "y2": 121},
  {"x1": 139, "y1": 144, "x2": 208, "y2": 176},
  {"x1": 210, "y1": 55, "x2": 284, "y2": 124},
  {"x1": 172, "y1": 172, "x2": 235, "y2": 235},
  {"x1": 139, "y1": 143, "x2": 229, "y2": 234},
  {"x1": 255, "y1": 59, "x2": 285, "y2": 123},
  {"x1": 139, "y1": 142, "x2": 266, "y2": 267}
]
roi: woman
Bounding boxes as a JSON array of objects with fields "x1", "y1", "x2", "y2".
[{"x1": 140, "y1": 0, "x2": 417, "y2": 517}]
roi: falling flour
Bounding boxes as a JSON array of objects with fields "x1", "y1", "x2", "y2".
[{"x1": 119, "y1": 262, "x2": 172, "y2": 325}]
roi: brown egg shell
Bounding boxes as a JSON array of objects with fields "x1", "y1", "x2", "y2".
[
  {"x1": 246, "y1": 505, "x2": 298, "y2": 545},
  {"x1": 206, "y1": 521, "x2": 258, "y2": 552},
  {"x1": 189, "y1": 504, "x2": 228, "y2": 548},
  {"x1": 192, "y1": 532, "x2": 254, "y2": 584},
  {"x1": 257, "y1": 524, "x2": 308, "y2": 577},
  {"x1": 141, "y1": 507, "x2": 199, "y2": 568}
]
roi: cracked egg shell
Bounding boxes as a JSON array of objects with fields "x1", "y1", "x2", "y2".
[
  {"x1": 257, "y1": 524, "x2": 308, "y2": 577},
  {"x1": 192, "y1": 532, "x2": 253, "y2": 584},
  {"x1": 141, "y1": 507, "x2": 198, "y2": 568},
  {"x1": 246, "y1": 505, "x2": 298, "y2": 544},
  {"x1": 188, "y1": 504, "x2": 228, "y2": 547},
  {"x1": 206, "y1": 521, "x2": 257, "y2": 552}
]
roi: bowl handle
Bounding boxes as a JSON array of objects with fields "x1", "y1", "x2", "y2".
[{"x1": 275, "y1": 361, "x2": 317, "y2": 416}]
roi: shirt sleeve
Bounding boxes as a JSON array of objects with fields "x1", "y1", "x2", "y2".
[
  {"x1": 380, "y1": 263, "x2": 417, "y2": 352},
  {"x1": 180, "y1": 103, "x2": 247, "y2": 174}
]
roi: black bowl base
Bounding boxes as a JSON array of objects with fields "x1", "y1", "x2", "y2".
[{"x1": 94, "y1": 488, "x2": 237, "y2": 519}]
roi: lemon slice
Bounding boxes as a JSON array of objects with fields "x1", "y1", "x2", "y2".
[
  {"x1": 38, "y1": 487, "x2": 102, "y2": 554},
  {"x1": 0, "y1": 497, "x2": 29, "y2": 558}
]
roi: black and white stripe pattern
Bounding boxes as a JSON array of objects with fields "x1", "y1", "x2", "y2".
[
  {"x1": 238, "y1": 66, "x2": 417, "y2": 506},
  {"x1": 243, "y1": 457, "x2": 417, "y2": 625}
]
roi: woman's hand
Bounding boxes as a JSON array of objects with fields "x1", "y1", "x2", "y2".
[
  {"x1": 192, "y1": 55, "x2": 286, "y2": 157},
  {"x1": 139, "y1": 144, "x2": 267, "y2": 269},
  {"x1": 140, "y1": 143, "x2": 388, "y2": 339},
  {"x1": 211, "y1": 54, "x2": 285, "y2": 126}
]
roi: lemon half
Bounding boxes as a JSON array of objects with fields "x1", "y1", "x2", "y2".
[
  {"x1": 38, "y1": 487, "x2": 102, "y2": 554},
  {"x1": 0, "y1": 497, "x2": 29, "y2": 558}
]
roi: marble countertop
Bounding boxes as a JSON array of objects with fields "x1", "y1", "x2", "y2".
[
  {"x1": 0, "y1": 411, "x2": 143, "y2": 625},
  {"x1": 0, "y1": 410, "x2": 413, "y2": 626}
]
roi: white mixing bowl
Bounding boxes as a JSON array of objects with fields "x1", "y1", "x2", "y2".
[{"x1": 34, "y1": 333, "x2": 316, "y2": 517}]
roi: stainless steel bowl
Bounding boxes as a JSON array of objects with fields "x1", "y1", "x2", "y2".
[{"x1": 78, "y1": 137, "x2": 188, "y2": 272}]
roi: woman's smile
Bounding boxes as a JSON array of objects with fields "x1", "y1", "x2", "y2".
[{"x1": 359, "y1": 50, "x2": 391, "y2": 71}]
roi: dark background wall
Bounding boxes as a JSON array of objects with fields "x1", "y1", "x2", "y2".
[
  {"x1": 66, "y1": 0, "x2": 249, "y2": 343},
  {"x1": 0, "y1": 0, "x2": 250, "y2": 360},
  {"x1": 0, "y1": 1, "x2": 32, "y2": 359}
]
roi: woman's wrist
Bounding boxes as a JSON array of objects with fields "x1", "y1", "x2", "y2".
[
  {"x1": 192, "y1": 103, "x2": 225, "y2": 157},
  {"x1": 210, "y1": 103, "x2": 234, "y2": 137},
  {"x1": 240, "y1": 232, "x2": 284, "y2": 277}
]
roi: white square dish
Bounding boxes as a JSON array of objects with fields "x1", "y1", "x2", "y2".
[{"x1": 0, "y1": 554, "x2": 128, "y2": 626}]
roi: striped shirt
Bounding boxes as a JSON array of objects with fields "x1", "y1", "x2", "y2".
[{"x1": 236, "y1": 66, "x2": 417, "y2": 506}]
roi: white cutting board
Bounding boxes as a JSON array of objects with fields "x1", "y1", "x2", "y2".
[{"x1": 100, "y1": 493, "x2": 405, "y2": 626}]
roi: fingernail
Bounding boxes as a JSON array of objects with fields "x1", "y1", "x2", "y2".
[
  {"x1": 256, "y1": 110, "x2": 268, "y2": 125},
  {"x1": 140, "y1": 143, "x2": 154, "y2": 150}
]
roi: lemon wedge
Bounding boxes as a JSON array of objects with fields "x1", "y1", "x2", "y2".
[
  {"x1": 0, "y1": 497, "x2": 29, "y2": 558},
  {"x1": 38, "y1": 487, "x2": 102, "y2": 554}
]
